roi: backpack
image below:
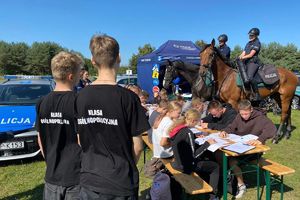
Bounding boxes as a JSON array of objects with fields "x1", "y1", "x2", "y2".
[
  {"x1": 144, "y1": 158, "x2": 164, "y2": 179},
  {"x1": 150, "y1": 172, "x2": 172, "y2": 200},
  {"x1": 258, "y1": 64, "x2": 279, "y2": 85}
]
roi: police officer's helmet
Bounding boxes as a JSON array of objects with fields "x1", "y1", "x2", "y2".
[
  {"x1": 248, "y1": 28, "x2": 260, "y2": 36},
  {"x1": 218, "y1": 34, "x2": 228, "y2": 42}
]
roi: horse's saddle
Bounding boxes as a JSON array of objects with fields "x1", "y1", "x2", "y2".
[{"x1": 236, "y1": 64, "x2": 280, "y2": 88}]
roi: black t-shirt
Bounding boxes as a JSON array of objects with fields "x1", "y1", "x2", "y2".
[
  {"x1": 75, "y1": 85, "x2": 150, "y2": 196},
  {"x1": 36, "y1": 91, "x2": 81, "y2": 187}
]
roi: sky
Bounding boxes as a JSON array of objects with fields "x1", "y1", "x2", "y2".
[{"x1": 1, "y1": 0, "x2": 300, "y2": 65}]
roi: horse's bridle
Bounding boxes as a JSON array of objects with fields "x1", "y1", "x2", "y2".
[
  {"x1": 198, "y1": 49, "x2": 234, "y2": 98},
  {"x1": 198, "y1": 50, "x2": 217, "y2": 87},
  {"x1": 163, "y1": 64, "x2": 178, "y2": 88},
  {"x1": 200, "y1": 50, "x2": 217, "y2": 69}
]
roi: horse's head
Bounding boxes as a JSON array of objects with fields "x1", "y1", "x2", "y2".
[
  {"x1": 199, "y1": 39, "x2": 217, "y2": 76},
  {"x1": 163, "y1": 61, "x2": 179, "y2": 89}
]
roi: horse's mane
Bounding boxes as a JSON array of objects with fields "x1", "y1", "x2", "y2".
[
  {"x1": 176, "y1": 62, "x2": 199, "y2": 73},
  {"x1": 201, "y1": 44, "x2": 235, "y2": 68}
]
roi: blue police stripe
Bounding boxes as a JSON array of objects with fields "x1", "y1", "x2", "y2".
[{"x1": 0, "y1": 106, "x2": 36, "y2": 132}]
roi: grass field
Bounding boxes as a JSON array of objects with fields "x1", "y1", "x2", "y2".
[{"x1": 0, "y1": 111, "x2": 299, "y2": 200}]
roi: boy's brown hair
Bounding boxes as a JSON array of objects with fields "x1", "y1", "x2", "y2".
[
  {"x1": 51, "y1": 51, "x2": 83, "y2": 81},
  {"x1": 238, "y1": 99, "x2": 252, "y2": 110},
  {"x1": 207, "y1": 100, "x2": 223, "y2": 110},
  {"x1": 159, "y1": 88, "x2": 167, "y2": 95},
  {"x1": 89, "y1": 34, "x2": 120, "y2": 68},
  {"x1": 140, "y1": 90, "x2": 149, "y2": 98},
  {"x1": 158, "y1": 99, "x2": 168, "y2": 109}
]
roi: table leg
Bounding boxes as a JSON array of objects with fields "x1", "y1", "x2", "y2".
[
  {"x1": 256, "y1": 164, "x2": 260, "y2": 199},
  {"x1": 280, "y1": 176, "x2": 284, "y2": 200},
  {"x1": 223, "y1": 152, "x2": 228, "y2": 200},
  {"x1": 265, "y1": 170, "x2": 271, "y2": 200}
]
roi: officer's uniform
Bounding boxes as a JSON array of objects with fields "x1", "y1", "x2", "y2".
[
  {"x1": 218, "y1": 44, "x2": 231, "y2": 59},
  {"x1": 244, "y1": 38, "x2": 261, "y2": 81}
]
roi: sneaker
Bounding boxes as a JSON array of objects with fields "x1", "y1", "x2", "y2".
[{"x1": 235, "y1": 184, "x2": 246, "y2": 199}]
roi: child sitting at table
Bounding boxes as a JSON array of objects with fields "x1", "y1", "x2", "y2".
[
  {"x1": 169, "y1": 109, "x2": 220, "y2": 200},
  {"x1": 148, "y1": 100, "x2": 168, "y2": 143},
  {"x1": 220, "y1": 99, "x2": 276, "y2": 199},
  {"x1": 191, "y1": 97, "x2": 208, "y2": 119},
  {"x1": 201, "y1": 100, "x2": 237, "y2": 130},
  {"x1": 152, "y1": 101, "x2": 182, "y2": 158}
]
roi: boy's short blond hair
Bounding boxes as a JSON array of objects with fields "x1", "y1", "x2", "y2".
[
  {"x1": 89, "y1": 34, "x2": 119, "y2": 68},
  {"x1": 51, "y1": 51, "x2": 83, "y2": 81}
]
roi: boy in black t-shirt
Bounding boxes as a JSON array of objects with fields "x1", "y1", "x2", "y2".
[
  {"x1": 76, "y1": 34, "x2": 150, "y2": 200},
  {"x1": 36, "y1": 51, "x2": 83, "y2": 199}
]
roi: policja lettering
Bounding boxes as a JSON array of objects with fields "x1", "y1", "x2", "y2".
[{"x1": 0, "y1": 117, "x2": 31, "y2": 124}]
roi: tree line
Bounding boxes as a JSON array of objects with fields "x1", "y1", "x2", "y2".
[
  {"x1": 1, "y1": 40, "x2": 299, "y2": 77},
  {"x1": 0, "y1": 41, "x2": 95, "y2": 76}
]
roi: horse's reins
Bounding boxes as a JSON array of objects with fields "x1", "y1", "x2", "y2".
[{"x1": 215, "y1": 68, "x2": 234, "y2": 98}]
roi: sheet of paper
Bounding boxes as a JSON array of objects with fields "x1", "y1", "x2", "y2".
[
  {"x1": 227, "y1": 134, "x2": 241, "y2": 141},
  {"x1": 223, "y1": 142, "x2": 255, "y2": 154},
  {"x1": 195, "y1": 135, "x2": 230, "y2": 152},
  {"x1": 229, "y1": 134, "x2": 259, "y2": 143},
  {"x1": 206, "y1": 133, "x2": 221, "y2": 139},
  {"x1": 208, "y1": 143, "x2": 227, "y2": 152},
  {"x1": 195, "y1": 138, "x2": 206, "y2": 145}
]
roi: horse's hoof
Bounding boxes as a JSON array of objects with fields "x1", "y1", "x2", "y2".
[{"x1": 272, "y1": 139, "x2": 278, "y2": 144}]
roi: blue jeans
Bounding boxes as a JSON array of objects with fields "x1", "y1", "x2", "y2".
[{"x1": 43, "y1": 182, "x2": 80, "y2": 200}]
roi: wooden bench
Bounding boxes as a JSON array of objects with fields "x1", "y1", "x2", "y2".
[
  {"x1": 259, "y1": 158, "x2": 295, "y2": 200},
  {"x1": 142, "y1": 134, "x2": 213, "y2": 196}
]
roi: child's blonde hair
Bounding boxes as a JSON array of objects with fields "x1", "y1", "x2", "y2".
[
  {"x1": 168, "y1": 109, "x2": 199, "y2": 134},
  {"x1": 153, "y1": 101, "x2": 181, "y2": 129},
  {"x1": 51, "y1": 51, "x2": 84, "y2": 81},
  {"x1": 167, "y1": 100, "x2": 182, "y2": 112},
  {"x1": 89, "y1": 34, "x2": 120, "y2": 68},
  {"x1": 191, "y1": 97, "x2": 204, "y2": 107}
]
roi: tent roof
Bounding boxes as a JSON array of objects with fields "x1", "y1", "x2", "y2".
[{"x1": 138, "y1": 40, "x2": 201, "y2": 63}]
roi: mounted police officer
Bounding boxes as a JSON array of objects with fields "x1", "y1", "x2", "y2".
[
  {"x1": 217, "y1": 34, "x2": 231, "y2": 59},
  {"x1": 239, "y1": 28, "x2": 262, "y2": 101}
]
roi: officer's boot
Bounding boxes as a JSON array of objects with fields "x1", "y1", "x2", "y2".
[{"x1": 250, "y1": 80, "x2": 262, "y2": 101}]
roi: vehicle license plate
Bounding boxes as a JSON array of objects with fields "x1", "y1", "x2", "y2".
[{"x1": 0, "y1": 141, "x2": 25, "y2": 150}]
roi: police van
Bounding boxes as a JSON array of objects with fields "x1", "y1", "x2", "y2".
[{"x1": 0, "y1": 75, "x2": 54, "y2": 161}]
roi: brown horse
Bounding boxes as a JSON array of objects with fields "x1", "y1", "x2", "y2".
[{"x1": 199, "y1": 39, "x2": 298, "y2": 143}]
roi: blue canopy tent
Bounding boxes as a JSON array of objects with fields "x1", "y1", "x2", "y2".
[{"x1": 137, "y1": 40, "x2": 201, "y2": 100}]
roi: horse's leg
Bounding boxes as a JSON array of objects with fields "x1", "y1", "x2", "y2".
[
  {"x1": 272, "y1": 94, "x2": 285, "y2": 144},
  {"x1": 276, "y1": 94, "x2": 292, "y2": 142},
  {"x1": 285, "y1": 106, "x2": 292, "y2": 139}
]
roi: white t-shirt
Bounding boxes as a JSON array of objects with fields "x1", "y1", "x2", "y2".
[{"x1": 152, "y1": 116, "x2": 174, "y2": 158}]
